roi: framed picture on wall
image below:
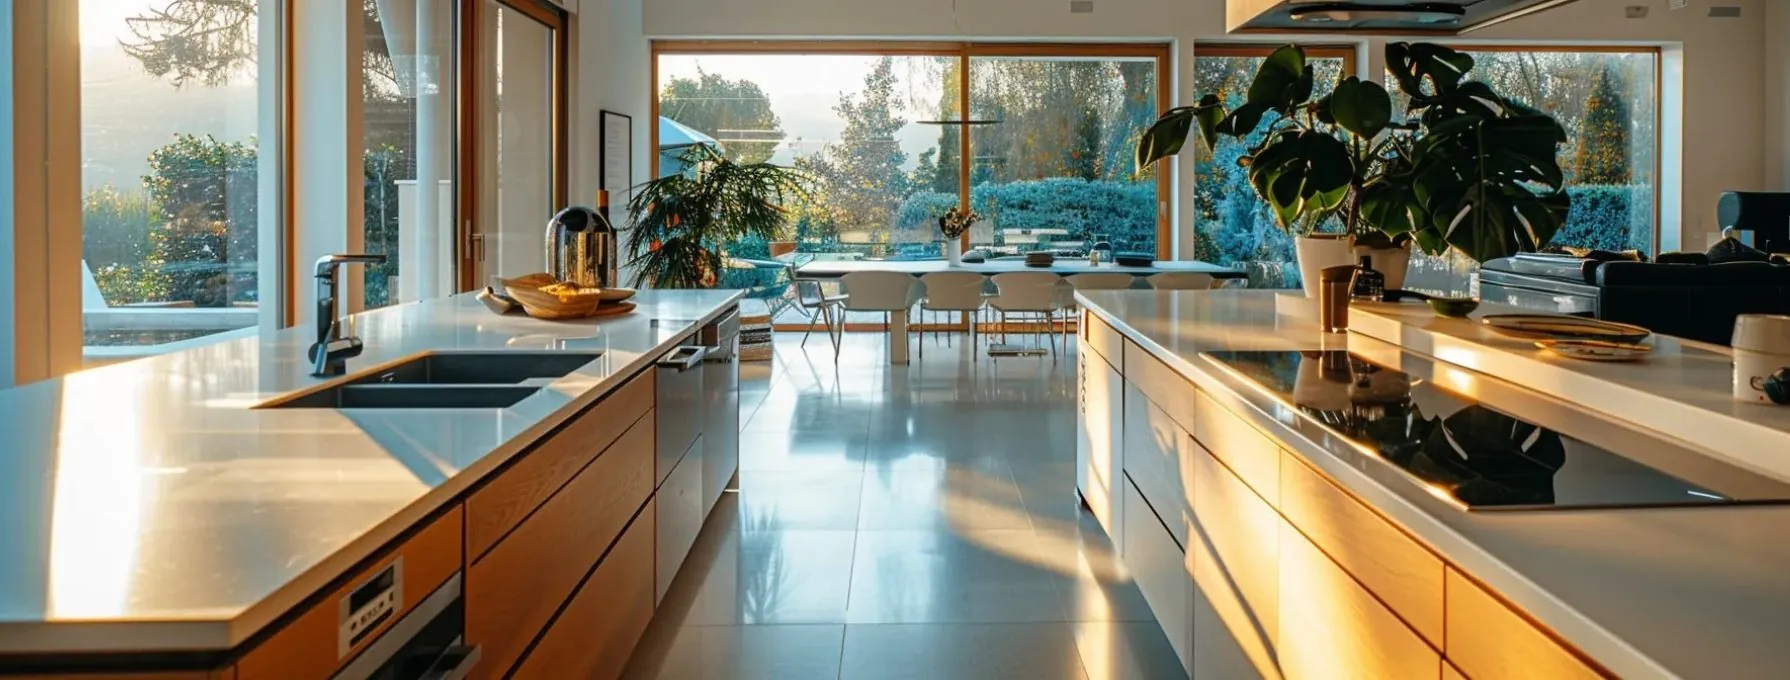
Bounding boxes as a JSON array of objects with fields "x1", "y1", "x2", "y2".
[{"x1": 600, "y1": 110, "x2": 633, "y2": 211}]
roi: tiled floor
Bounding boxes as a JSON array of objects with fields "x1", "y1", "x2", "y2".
[{"x1": 622, "y1": 331, "x2": 1184, "y2": 680}]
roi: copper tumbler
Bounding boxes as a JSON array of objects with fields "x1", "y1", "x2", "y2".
[{"x1": 1319, "y1": 264, "x2": 1358, "y2": 333}]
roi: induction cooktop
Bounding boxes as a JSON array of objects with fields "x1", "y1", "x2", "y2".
[{"x1": 1207, "y1": 350, "x2": 1790, "y2": 511}]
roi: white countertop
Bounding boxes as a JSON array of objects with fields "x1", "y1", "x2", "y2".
[
  {"x1": 1076, "y1": 289, "x2": 1790, "y2": 680},
  {"x1": 792, "y1": 258, "x2": 1246, "y2": 278},
  {"x1": 0, "y1": 290, "x2": 741, "y2": 656}
]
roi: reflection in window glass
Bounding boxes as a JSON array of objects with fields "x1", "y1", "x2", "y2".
[
  {"x1": 80, "y1": 0, "x2": 266, "y2": 357},
  {"x1": 476, "y1": 2, "x2": 558, "y2": 285},
  {"x1": 1192, "y1": 52, "x2": 1346, "y2": 289},
  {"x1": 967, "y1": 55, "x2": 1161, "y2": 258},
  {"x1": 363, "y1": 0, "x2": 458, "y2": 308}
]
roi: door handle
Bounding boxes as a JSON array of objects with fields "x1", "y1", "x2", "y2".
[
  {"x1": 422, "y1": 644, "x2": 481, "y2": 680},
  {"x1": 658, "y1": 346, "x2": 704, "y2": 372}
]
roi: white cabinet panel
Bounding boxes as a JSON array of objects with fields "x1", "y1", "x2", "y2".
[{"x1": 1121, "y1": 475, "x2": 1191, "y2": 674}]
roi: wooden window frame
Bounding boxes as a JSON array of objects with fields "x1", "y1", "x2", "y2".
[
  {"x1": 456, "y1": 0, "x2": 572, "y2": 292},
  {"x1": 649, "y1": 40, "x2": 1175, "y2": 260}
]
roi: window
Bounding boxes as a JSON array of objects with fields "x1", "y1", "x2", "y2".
[
  {"x1": 653, "y1": 43, "x2": 1168, "y2": 271},
  {"x1": 472, "y1": 1, "x2": 562, "y2": 287},
  {"x1": 1420, "y1": 48, "x2": 1659, "y2": 256},
  {"x1": 1192, "y1": 45, "x2": 1352, "y2": 289},
  {"x1": 79, "y1": 0, "x2": 275, "y2": 357}
]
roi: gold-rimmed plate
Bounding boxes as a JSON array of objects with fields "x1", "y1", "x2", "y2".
[
  {"x1": 1535, "y1": 339, "x2": 1654, "y2": 362},
  {"x1": 1482, "y1": 314, "x2": 1652, "y2": 343}
]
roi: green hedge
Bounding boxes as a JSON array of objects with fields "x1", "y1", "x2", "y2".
[
  {"x1": 1551, "y1": 184, "x2": 1652, "y2": 253},
  {"x1": 895, "y1": 178, "x2": 1158, "y2": 253}
]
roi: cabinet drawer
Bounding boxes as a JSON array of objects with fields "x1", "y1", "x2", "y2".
[
  {"x1": 1082, "y1": 310, "x2": 1124, "y2": 369},
  {"x1": 1123, "y1": 340, "x2": 1199, "y2": 436},
  {"x1": 1121, "y1": 381, "x2": 1190, "y2": 546},
  {"x1": 656, "y1": 437, "x2": 705, "y2": 604},
  {"x1": 1444, "y1": 662, "x2": 1467, "y2": 680},
  {"x1": 239, "y1": 507, "x2": 463, "y2": 680},
  {"x1": 1190, "y1": 443, "x2": 1279, "y2": 647},
  {"x1": 1279, "y1": 527, "x2": 1441, "y2": 680},
  {"x1": 1445, "y1": 569, "x2": 1603, "y2": 680},
  {"x1": 467, "y1": 413, "x2": 655, "y2": 678},
  {"x1": 1120, "y1": 475, "x2": 1191, "y2": 674},
  {"x1": 511, "y1": 498, "x2": 656, "y2": 680},
  {"x1": 467, "y1": 370, "x2": 653, "y2": 561},
  {"x1": 1192, "y1": 390, "x2": 1279, "y2": 507},
  {"x1": 1280, "y1": 452, "x2": 1444, "y2": 647}
]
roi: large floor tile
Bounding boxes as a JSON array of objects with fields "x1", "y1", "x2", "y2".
[
  {"x1": 624, "y1": 624, "x2": 844, "y2": 680},
  {"x1": 1072, "y1": 621, "x2": 1190, "y2": 680},
  {"x1": 740, "y1": 429, "x2": 869, "y2": 472},
  {"x1": 839, "y1": 623, "x2": 1089, "y2": 680},
  {"x1": 735, "y1": 470, "x2": 865, "y2": 531},
  {"x1": 856, "y1": 465, "x2": 1032, "y2": 531},
  {"x1": 668, "y1": 528, "x2": 858, "y2": 625},
  {"x1": 845, "y1": 529, "x2": 1070, "y2": 624}
]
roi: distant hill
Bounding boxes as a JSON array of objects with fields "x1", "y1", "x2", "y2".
[{"x1": 82, "y1": 44, "x2": 260, "y2": 191}]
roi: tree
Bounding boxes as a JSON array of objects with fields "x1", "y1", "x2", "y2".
[
  {"x1": 795, "y1": 57, "x2": 911, "y2": 242},
  {"x1": 121, "y1": 0, "x2": 259, "y2": 88},
  {"x1": 1574, "y1": 66, "x2": 1633, "y2": 185},
  {"x1": 142, "y1": 134, "x2": 259, "y2": 306},
  {"x1": 660, "y1": 68, "x2": 786, "y2": 164}
]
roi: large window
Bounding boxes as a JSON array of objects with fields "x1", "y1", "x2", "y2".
[
  {"x1": 79, "y1": 0, "x2": 273, "y2": 357},
  {"x1": 1192, "y1": 46, "x2": 1352, "y2": 289},
  {"x1": 653, "y1": 43, "x2": 1168, "y2": 268}
]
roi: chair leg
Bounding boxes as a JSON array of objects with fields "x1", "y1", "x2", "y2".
[
  {"x1": 801, "y1": 307, "x2": 817, "y2": 347},
  {"x1": 821, "y1": 303, "x2": 839, "y2": 354}
]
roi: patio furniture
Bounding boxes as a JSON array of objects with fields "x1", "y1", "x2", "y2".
[
  {"x1": 918, "y1": 271, "x2": 990, "y2": 359},
  {"x1": 989, "y1": 271, "x2": 1068, "y2": 357},
  {"x1": 839, "y1": 270, "x2": 923, "y2": 364}
]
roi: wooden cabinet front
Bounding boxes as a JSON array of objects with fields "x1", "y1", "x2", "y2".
[
  {"x1": 1278, "y1": 527, "x2": 1441, "y2": 680},
  {"x1": 511, "y1": 498, "x2": 656, "y2": 680},
  {"x1": 1190, "y1": 442, "x2": 1280, "y2": 647},
  {"x1": 466, "y1": 410, "x2": 655, "y2": 678},
  {"x1": 238, "y1": 507, "x2": 463, "y2": 680},
  {"x1": 1192, "y1": 390, "x2": 1281, "y2": 508},
  {"x1": 1445, "y1": 569, "x2": 1604, "y2": 680},
  {"x1": 466, "y1": 370, "x2": 653, "y2": 562}
]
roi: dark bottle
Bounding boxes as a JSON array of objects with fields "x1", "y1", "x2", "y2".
[{"x1": 1351, "y1": 255, "x2": 1385, "y2": 302}]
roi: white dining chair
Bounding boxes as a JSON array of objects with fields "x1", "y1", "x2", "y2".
[
  {"x1": 838, "y1": 271, "x2": 923, "y2": 363},
  {"x1": 1061, "y1": 271, "x2": 1136, "y2": 319},
  {"x1": 919, "y1": 271, "x2": 990, "y2": 359},
  {"x1": 1146, "y1": 272, "x2": 1218, "y2": 290},
  {"x1": 989, "y1": 272, "x2": 1068, "y2": 357}
]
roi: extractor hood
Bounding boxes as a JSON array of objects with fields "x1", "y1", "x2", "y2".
[{"x1": 1227, "y1": 0, "x2": 1581, "y2": 35}]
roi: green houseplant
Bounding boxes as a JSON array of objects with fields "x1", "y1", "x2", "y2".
[
  {"x1": 1138, "y1": 43, "x2": 1571, "y2": 293},
  {"x1": 625, "y1": 147, "x2": 810, "y2": 288}
]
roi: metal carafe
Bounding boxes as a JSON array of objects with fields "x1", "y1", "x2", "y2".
[{"x1": 545, "y1": 204, "x2": 615, "y2": 288}]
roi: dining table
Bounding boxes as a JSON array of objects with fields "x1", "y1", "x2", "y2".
[{"x1": 792, "y1": 257, "x2": 1246, "y2": 364}]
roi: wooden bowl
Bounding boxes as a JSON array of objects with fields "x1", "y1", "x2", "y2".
[
  {"x1": 502, "y1": 277, "x2": 603, "y2": 320},
  {"x1": 598, "y1": 287, "x2": 638, "y2": 303}
]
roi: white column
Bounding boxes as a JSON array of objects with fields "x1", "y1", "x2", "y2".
[
  {"x1": 291, "y1": 0, "x2": 365, "y2": 326},
  {"x1": 2, "y1": 0, "x2": 82, "y2": 386},
  {"x1": 413, "y1": 0, "x2": 453, "y2": 299}
]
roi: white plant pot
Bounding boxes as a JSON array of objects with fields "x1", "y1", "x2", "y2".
[
  {"x1": 1354, "y1": 242, "x2": 1412, "y2": 291},
  {"x1": 1295, "y1": 235, "x2": 1357, "y2": 298},
  {"x1": 943, "y1": 239, "x2": 963, "y2": 266}
]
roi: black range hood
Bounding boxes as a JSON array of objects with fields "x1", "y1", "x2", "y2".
[{"x1": 1227, "y1": 0, "x2": 1580, "y2": 35}]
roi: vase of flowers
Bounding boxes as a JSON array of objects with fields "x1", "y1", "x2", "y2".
[{"x1": 938, "y1": 207, "x2": 979, "y2": 266}]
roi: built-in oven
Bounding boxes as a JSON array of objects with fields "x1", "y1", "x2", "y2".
[{"x1": 332, "y1": 573, "x2": 477, "y2": 680}]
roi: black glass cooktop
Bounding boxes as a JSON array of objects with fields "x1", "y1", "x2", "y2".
[{"x1": 1208, "y1": 350, "x2": 1790, "y2": 511}]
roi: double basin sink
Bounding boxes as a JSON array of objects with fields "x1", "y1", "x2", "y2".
[{"x1": 261, "y1": 352, "x2": 604, "y2": 409}]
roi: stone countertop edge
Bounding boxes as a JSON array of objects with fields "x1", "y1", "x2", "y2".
[
  {"x1": 1073, "y1": 289, "x2": 1790, "y2": 680},
  {"x1": 0, "y1": 290, "x2": 743, "y2": 658}
]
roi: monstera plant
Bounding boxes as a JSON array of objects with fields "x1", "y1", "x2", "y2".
[{"x1": 1137, "y1": 42, "x2": 1570, "y2": 265}]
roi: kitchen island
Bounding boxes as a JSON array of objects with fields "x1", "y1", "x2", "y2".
[
  {"x1": 0, "y1": 289, "x2": 741, "y2": 679},
  {"x1": 1075, "y1": 289, "x2": 1790, "y2": 680}
]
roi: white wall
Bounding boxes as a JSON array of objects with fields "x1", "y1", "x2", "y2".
[
  {"x1": 569, "y1": 0, "x2": 651, "y2": 214},
  {"x1": 642, "y1": 0, "x2": 1768, "y2": 255}
]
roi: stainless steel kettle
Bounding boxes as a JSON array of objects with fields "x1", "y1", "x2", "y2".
[{"x1": 545, "y1": 204, "x2": 615, "y2": 288}]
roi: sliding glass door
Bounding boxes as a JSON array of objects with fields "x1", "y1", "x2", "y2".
[{"x1": 472, "y1": 0, "x2": 562, "y2": 287}]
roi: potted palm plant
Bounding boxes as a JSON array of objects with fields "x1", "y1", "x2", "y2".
[
  {"x1": 1138, "y1": 43, "x2": 1571, "y2": 295},
  {"x1": 625, "y1": 147, "x2": 810, "y2": 288}
]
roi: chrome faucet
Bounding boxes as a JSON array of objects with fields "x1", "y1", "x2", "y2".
[{"x1": 311, "y1": 254, "x2": 387, "y2": 376}]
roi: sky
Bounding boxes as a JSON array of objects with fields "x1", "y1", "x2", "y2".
[{"x1": 657, "y1": 54, "x2": 946, "y2": 170}]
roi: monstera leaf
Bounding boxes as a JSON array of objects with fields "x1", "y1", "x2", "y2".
[
  {"x1": 1387, "y1": 42, "x2": 1476, "y2": 104},
  {"x1": 1410, "y1": 112, "x2": 1570, "y2": 261},
  {"x1": 1247, "y1": 130, "x2": 1353, "y2": 228},
  {"x1": 1329, "y1": 77, "x2": 1393, "y2": 140},
  {"x1": 1136, "y1": 95, "x2": 1226, "y2": 170}
]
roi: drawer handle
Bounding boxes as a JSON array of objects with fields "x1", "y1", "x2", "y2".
[
  {"x1": 423, "y1": 645, "x2": 482, "y2": 680},
  {"x1": 658, "y1": 346, "x2": 705, "y2": 372}
]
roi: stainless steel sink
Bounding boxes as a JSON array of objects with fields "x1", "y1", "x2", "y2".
[
  {"x1": 264, "y1": 384, "x2": 542, "y2": 410},
  {"x1": 258, "y1": 351, "x2": 602, "y2": 409},
  {"x1": 352, "y1": 351, "x2": 604, "y2": 386}
]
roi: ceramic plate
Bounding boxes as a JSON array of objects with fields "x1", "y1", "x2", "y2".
[
  {"x1": 1535, "y1": 339, "x2": 1654, "y2": 362},
  {"x1": 1481, "y1": 314, "x2": 1652, "y2": 343}
]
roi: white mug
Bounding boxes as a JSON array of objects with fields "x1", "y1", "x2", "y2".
[{"x1": 1732, "y1": 315, "x2": 1790, "y2": 403}]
